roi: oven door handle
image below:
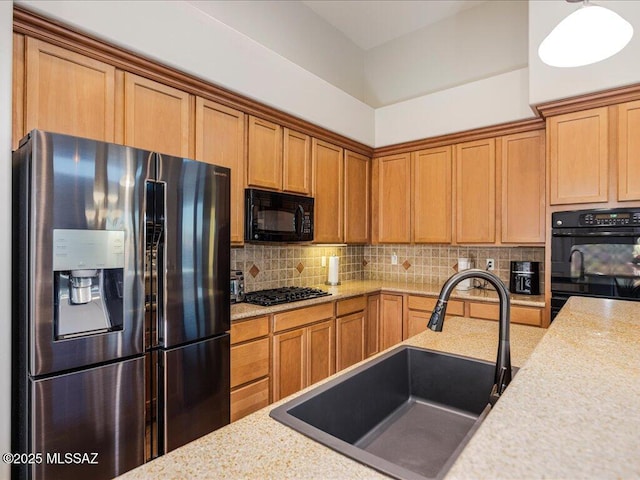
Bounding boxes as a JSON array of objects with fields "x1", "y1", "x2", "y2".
[{"x1": 553, "y1": 231, "x2": 640, "y2": 237}]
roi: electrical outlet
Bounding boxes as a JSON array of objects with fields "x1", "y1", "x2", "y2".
[
  {"x1": 391, "y1": 252, "x2": 398, "y2": 265},
  {"x1": 321, "y1": 256, "x2": 326, "y2": 267},
  {"x1": 486, "y1": 258, "x2": 495, "y2": 271}
]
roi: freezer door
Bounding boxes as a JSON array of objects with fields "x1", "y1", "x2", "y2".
[
  {"x1": 156, "y1": 155, "x2": 230, "y2": 347},
  {"x1": 29, "y1": 357, "x2": 145, "y2": 480},
  {"x1": 162, "y1": 334, "x2": 230, "y2": 452},
  {"x1": 15, "y1": 131, "x2": 151, "y2": 376}
]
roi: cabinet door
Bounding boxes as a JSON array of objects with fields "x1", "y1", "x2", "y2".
[
  {"x1": 13, "y1": 33, "x2": 25, "y2": 149},
  {"x1": 283, "y1": 128, "x2": 311, "y2": 195},
  {"x1": 548, "y1": 107, "x2": 608, "y2": 205},
  {"x1": 412, "y1": 146, "x2": 452, "y2": 243},
  {"x1": 336, "y1": 312, "x2": 365, "y2": 371},
  {"x1": 380, "y1": 294, "x2": 403, "y2": 351},
  {"x1": 24, "y1": 37, "x2": 115, "y2": 142},
  {"x1": 344, "y1": 150, "x2": 371, "y2": 244},
  {"x1": 306, "y1": 320, "x2": 335, "y2": 386},
  {"x1": 405, "y1": 309, "x2": 428, "y2": 340},
  {"x1": 618, "y1": 101, "x2": 640, "y2": 201},
  {"x1": 272, "y1": 329, "x2": 305, "y2": 402},
  {"x1": 313, "y1": 139, "x2": 344, "y2": 243},
  {"x1": 501, "y1": 130, "x2": 545, "y2": 244},
  {"x1": 365, "y1": 295, "x2": 380, "y2": 358},
  {"x1": 247, "y1": 116, "x2": 282, "y2": 190},
  {"x1": 195, "y1": 98, "x2": 246, "y2": 245},
  {"x1": 121, "y1": 72, "x2": 191, "y2": 157},
  {"x1": 455, "y1": 139, "x2": 496, "y2": 243},
  {"x1": 373, "y1": 154, "x2": 411, "y2": 243}
]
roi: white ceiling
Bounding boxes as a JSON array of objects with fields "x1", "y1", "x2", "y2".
[{"x1": 301, "y1": 0, "x2": 487, "y2": 50}]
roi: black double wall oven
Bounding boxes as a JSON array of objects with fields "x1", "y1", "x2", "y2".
[{"x1": 551, "y1": 208, "x2": 640, "y2": 320}]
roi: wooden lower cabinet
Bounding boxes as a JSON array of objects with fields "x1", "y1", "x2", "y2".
[
  {"x1": 307, "y1": 320, "x2": 335, "y2": 386},
  {"x1": 336, "y1": 295, "x2": 367, "y2": 371},
  {"x1": 380, "y1": 294, "x2": 403, "y2": 350},
  {"x1": 272, "y1": 304, "x2": 335, "y2": 402},
  {"x1": 366, "y1": 294, "x2": 381, "y2": 358},
  {"x1": 230, "y1": 378, "x2": 269, "y2": 423},
  {"x1": 467, "y1": 301, "x2": 543, "y2": 327},
  {"x1": 405, "y1": 295, "x2": 465, "y2": 339},
  {"x1": 272, "y1": 328, "x2": 306, "y2": 401},
  {"x1": 230, "y1": 316, "x2": 271, "y2": 422}
]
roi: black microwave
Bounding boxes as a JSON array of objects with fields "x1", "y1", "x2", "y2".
[{"x1": 245, "y1": 189, "x2": 314, "y2": 243}]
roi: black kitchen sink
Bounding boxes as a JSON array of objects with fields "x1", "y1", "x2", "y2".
[{"x1": 270, "y1": 346, "x2": 514, "y2": 480}]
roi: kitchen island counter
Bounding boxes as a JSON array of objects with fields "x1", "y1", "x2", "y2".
[{"x1": 117, "y1": 296, "x2": 640, "y2": 479}]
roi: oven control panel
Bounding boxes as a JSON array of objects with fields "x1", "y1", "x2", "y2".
[{"x1": 580, "y1": 211, "x2": 640, "y2": 226}]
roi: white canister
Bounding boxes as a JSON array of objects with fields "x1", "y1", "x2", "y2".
[{"x1": 456, "y1": 257, "x2": 474, "y2": 290}]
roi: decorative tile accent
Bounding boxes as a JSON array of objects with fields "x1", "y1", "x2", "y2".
[
  {"x1": 402, "y1": 260, "x2": 411, "y2": 270},
  {"x1": 296, "y1": 262, "x2": 304, "y2": 273},
  {"x1": 362, "y1": 259, "x2": 368, "y2": 267},
  {"x1": 249, "y1": 264, "x2": 260, "y2": 278}
]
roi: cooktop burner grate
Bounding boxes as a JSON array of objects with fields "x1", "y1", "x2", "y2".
[{"x1": 243, "y1": 287, "x2": 331, "y2": 306}]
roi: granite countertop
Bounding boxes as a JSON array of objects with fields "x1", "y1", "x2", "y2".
[
  {"x1": 117, "y1": 296, "x2": 640, "y2": 480},
  {"x1": 231, "y1": 279, "x2": 545, "y2": 321}
]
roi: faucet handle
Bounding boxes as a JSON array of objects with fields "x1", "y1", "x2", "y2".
[{"x1": 489, "y1": 366, "x2": 509, "y2": 406}]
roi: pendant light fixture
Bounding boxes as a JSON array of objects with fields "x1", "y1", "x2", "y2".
[{"x1": 538, "y1": 0, "x2": 634, "y2": 68}]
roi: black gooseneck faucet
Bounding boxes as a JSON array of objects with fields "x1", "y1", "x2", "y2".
[{"x1": 428, "y1": 268, "x2": 512, "y2": 404}]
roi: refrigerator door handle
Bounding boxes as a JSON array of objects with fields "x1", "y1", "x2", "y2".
[{"x1": 145, "y1": 181, "x2": 165, "y2": 351}]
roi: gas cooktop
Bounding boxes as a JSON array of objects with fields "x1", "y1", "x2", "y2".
[{"x1": 243, "y1": 287, "x2": 331, "y2": 306}]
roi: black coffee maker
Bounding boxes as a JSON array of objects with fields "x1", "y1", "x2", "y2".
[{"x1": 510, "y1": 261, "x2": 540, "y2": 295}]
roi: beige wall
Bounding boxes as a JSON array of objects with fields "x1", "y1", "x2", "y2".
[
  {"x1": 364, "y1": 0, "x2": 528, "y2": 107},
  {"x1": 0, "y1": 0, "x2": 12, "y2": 474}
]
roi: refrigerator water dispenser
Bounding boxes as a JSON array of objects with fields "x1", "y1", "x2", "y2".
[{"x1": 53, "y1": 229, "x2": 125, "y2": 339}]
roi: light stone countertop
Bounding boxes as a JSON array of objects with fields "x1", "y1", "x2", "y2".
[
  {"x1": 231, "y1": 279, "x2": 545, "y2": 321},
  {"x1": 117, "y1": 296, "x2": 640, "y2": 480}
]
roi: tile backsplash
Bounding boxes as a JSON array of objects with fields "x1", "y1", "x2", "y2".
[
  {"x1": 231, "y1": 245, "x2": 365, "y2": 292},
  {"x1": 363, "y1": 244, "x2": 545, "y2": 289},
  {"x1": 232, "y1": 244, "x2": 545, "y2": 293}
]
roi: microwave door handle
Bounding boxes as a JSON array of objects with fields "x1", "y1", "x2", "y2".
[{"x1": 295, "y1": 205, "x2": 304, "y2": 237}]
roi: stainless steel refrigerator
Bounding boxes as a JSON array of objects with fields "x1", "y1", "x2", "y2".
[{"x1": 12, "y1": 130, "x2": 231, "y2": 479}]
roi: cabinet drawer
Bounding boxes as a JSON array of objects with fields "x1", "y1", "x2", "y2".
[
  {"x1": 336, "y1": 295, "x2": 366, "y2": 317},
  {"x1": 273, "y1": 302, "x2": 334, "y2": 333},
  {"x1": 231, "y1": 378, "x2": 269, "y2": 422},
  {"x1": 408, "y1": 295, "x2": 464, "y2": 316},
  {"x1": 468, "y1": 302, "x2": 542, "y2": 327},
  {"x1": 511, "y1": 306, "x2": 543, "y2": 326},
  {"x1": 230, "y1": 315, "x2": 270, "y2": 345},
  {"x1": 231, "y1": 337, "x2": 270, "y2": 388}
]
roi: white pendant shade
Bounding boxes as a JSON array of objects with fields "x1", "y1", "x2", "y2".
[{"x1": 538, "y1": 3, "x2": 634, "y2": 68}]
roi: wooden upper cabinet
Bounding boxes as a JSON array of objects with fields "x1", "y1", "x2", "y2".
[
  {"x1": 618, "y1": 100, "x2": 640, "y2": 201},
  {"x1": 313, "y1": 139, "x2": 344, "y2": 243},
  {"x1": 455, "y1": 138, "x2": 496, "y2": 243},
  {"x1": 120, "y1": 72, "x2": 192, "y2": 157},
  {"x1": 195, "y1": 98, "x2": 246, "y2": 245},
  {"x1": 344, "y1": 150, "x2": 370, "y2": 244},
  {"x1": 373, "y1": 153, "x2": 411, "y2": 243},
  {"x1": 412, "y1": 146, "x2": 452, "y2": 243},
  {"x1": 501, "y1": 130, "x2": 545, "y2": 244},
  {"x1": 13, "y1": 33, "x2": 25, "y2": 149},
  {"x1": 547, "y1": 107, "x2": 608, "y2": 205},
  {"x1": 283, "y1": 128, "x2": 312, "y2": 195},
  {"x1": 247, "y1": 116, "x2": 283, "y2": 190},
  {"x1": 23, "y1": 37, "x2": 116, "y2": 142}
]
